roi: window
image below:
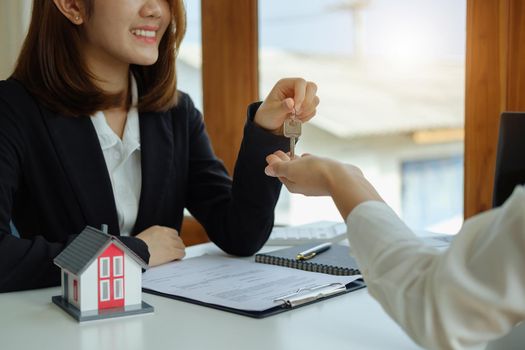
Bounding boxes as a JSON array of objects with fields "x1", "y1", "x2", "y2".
[
  {"x1": 73, "y1": 279, "x2": 78, "y2": 302},
  {"x1": 259, "y1": 0, "x2": 466, "y2": 229},
  {"x1": 176, "y1": 0, "x2": 202, "y2": 111},
  {"x1": 0, "y1": 0, "x2": 32, "y2": 80},
  {"x1": 100, "y1": 280, "x2": 110, "y2": 301},
  {"x1": 114, "y1": 278, "x2": 124, "y2": 300},
  {"x1": 113, "y1": 256, "x2": 123, "y2": 277},
  {"x1": 402, "y1": 156, "x2": 463, "y2": 233},
  {"x1": 99, "y1": 257, "x2": 110, "y2": 278}
]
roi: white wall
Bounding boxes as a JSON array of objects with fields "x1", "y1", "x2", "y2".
[
  {"x1": 80, "y1": 262, "x2": 98, "y2": 312},
  {"x1": 124, "y1": 255, "x2": 142, "y2": 306},
  {"x1": 0, "y1": 0, "x2": 31, "y2": 79}
]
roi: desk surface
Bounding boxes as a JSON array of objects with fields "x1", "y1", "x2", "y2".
[{"x1": 0, "y1": 243, "x2": 423, "y2": 350}]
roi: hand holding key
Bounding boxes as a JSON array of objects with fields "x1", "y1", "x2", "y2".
[
  {"x1": 283, "y1": 110, "x2": 302, "y2": 159},
  {"x1": 254, "y1": 78, "x2": 319, "y2": 135}
]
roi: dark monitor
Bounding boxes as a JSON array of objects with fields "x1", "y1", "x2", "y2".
[{"x1": 492, "y1": 112, "x2": 525, "y2": 207}]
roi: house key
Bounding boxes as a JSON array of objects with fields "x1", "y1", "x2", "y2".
[{"x1": 283, "y1": 110, "x2": 302, "y2": 159}]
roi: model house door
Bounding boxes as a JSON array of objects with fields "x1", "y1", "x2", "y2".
[{"x1": 98, "y1": 244, "x2": 125, "y2": 309}]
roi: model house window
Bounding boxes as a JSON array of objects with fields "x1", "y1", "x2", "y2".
[
  {"x1": 100, "y1": 280, "x2": 110, "y2": 301},
  {"x1": 100, "y1": 257, "x2": 110, "y2": 278},
  {"x1": 113, "y1": 256, "x2": 123, "y2": 277},
  {"x1": 73, "y1": 279, "x2": 78, "y2": 302},
  {"x1": 114, "y1": 278, "x2": 124, "y2": 300}
]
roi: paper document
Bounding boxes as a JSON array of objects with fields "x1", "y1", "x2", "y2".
[
  {"x1": 268, "y1": 221, "x2": 348, "y2": 245},
  {"x1": 142, "y1": 255, "x2": 361, "y2": 312}
]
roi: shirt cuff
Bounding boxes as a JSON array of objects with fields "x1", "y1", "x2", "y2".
[
  {"x1": 244, "y1": 102, "x2": 290, "y2": 154},
  {"x1": 118, "y1": 236, "x2": 151, "y2": 265}
]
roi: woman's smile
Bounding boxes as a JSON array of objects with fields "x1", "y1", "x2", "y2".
[{"x1": 130, "y1": 26, "x2": 159, "y2": 44}]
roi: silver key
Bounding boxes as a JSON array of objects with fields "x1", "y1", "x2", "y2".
[{"x1": 283, "y1": 117, "x2": 302, "y2": 159}]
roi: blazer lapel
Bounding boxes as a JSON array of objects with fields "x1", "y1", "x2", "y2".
[
  {"x1": 133, "y1": 110, "x2": 175, "y2": 234},
  {"x1": 43, "y1": 110, "x2": 120, "y2": 235}
]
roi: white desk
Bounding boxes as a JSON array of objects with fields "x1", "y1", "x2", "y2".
[{"x1": 0, "y1": 243, "x2": 423, "y2": 350}]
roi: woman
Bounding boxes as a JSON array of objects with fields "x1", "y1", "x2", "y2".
[
  {"x1": 264, "y1": 152, "x2": 525, "y2": 349},
  {"x1": 0, "y1": 0, "x2": 319, "y2": 292}
]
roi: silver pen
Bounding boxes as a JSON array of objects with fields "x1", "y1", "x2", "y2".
[{"x1": 296, "y1": 242, "x2": 332, "y2": 260}]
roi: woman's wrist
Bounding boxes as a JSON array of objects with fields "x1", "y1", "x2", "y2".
[
  {"x1": 325, "y1": 162, "x2": 383, "y2": 219},
  {"x1": 253, "y1": 112, "x2": 283, "y2": 135},
  {"x1": 325, "y1": 162, "x2": 352, "y2": 196}
]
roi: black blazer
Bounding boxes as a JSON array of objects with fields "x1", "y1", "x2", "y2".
[{"x1": 0, "y1": 79, "x2": 288, "y2": 292}]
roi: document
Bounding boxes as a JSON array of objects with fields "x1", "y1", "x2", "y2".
[
  {"x1": 142, "y1": 255, "x2": 362, "y2": 312},
  {"x1": 267, "y1": 221, "x2": 347, "y2": 245}
]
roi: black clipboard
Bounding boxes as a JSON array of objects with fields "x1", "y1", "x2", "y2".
[{"x1": 143, "y1": 279, "x2": 366, "y2": 319}]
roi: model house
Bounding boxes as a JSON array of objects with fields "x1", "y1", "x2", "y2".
[{"x1": 52, "y1": 226, "x2": 153, "y2": 321}]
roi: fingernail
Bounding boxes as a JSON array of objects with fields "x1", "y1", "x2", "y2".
[{"x1": 265, "y1": 167, "x2": 275, "y2": 176}]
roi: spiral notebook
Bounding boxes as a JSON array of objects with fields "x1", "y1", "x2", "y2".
[{"x1": 255, "y1": 243, "x2": 361, "y2": 276}]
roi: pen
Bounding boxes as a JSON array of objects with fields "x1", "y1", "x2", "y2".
[{"x1": 296, "y1": 242, "x2": 332, "y2": 260}]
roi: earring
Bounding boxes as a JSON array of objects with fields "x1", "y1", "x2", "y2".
[{"x1": 75, "y1": 16, "x2": 81, "y2": 22}]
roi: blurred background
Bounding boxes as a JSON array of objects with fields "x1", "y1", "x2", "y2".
[{"x1": 178, "y1": 0, "x2": 466, "y2": 233}]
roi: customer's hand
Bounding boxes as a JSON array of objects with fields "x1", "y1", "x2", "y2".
[
  {"x1": 264, "y1": 151, "x2": 337, "y2": 195},
  {"x1": 254, "y1": 78, "x2": 320, "y2": 134},
  {"x1": 136, "y1": 226, "x2": 186, "y2": 266},
  {"x1": 264, "y1": 152, "x2": 383, "y2": 218}
]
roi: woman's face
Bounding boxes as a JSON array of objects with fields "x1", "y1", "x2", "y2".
[{"x1": 82, "y1": 0, "x2": 171, "y2": 67}]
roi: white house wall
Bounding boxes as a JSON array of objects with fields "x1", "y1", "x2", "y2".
[
  {"x1": 124, "y1": 255, "x2": 141, "y2": 306},
  {"x1": 80, "y1": 261, "x2": 98, "y2": 311}
]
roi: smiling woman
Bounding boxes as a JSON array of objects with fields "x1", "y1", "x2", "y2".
[
  {"x1": 13, "y1": 0, "x2": 186, "y2": 116},
  {"x1": 0, "y1": 0, "x2": 320, "y2": 292}
]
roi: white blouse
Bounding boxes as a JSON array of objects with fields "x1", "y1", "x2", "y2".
[
  {"x1": 346, "y1": 186, "x2": 525, "y2": 350},
  {"x1": 90, "y1": 76, "x2": 141, "y2": 236}
]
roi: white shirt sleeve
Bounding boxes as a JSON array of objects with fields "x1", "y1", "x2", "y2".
[{"x1": 346, "y1": 186, "x2": 525, "y2": 350}]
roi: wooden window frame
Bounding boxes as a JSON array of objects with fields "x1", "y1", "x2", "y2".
[
  {"x1": 465, "y1": 0, "x2": 525, "y2": 217},
  {"x1": 181, "y1": 0, "x2": 259, "y2": 245}
]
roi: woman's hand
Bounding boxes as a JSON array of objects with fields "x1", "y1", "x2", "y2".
[
  {"x1": 264, "y1": 152, "x2": 383, "y2": 218},
  {"x1": 264, "y1": 151, "x2": 337, "y2": 196},
  {"x1": 254, "y1": 78, "x2": 320, "y2": 134},
  {"x1": 136, "y1": 226, "x2": 186, "y2": 267}
]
